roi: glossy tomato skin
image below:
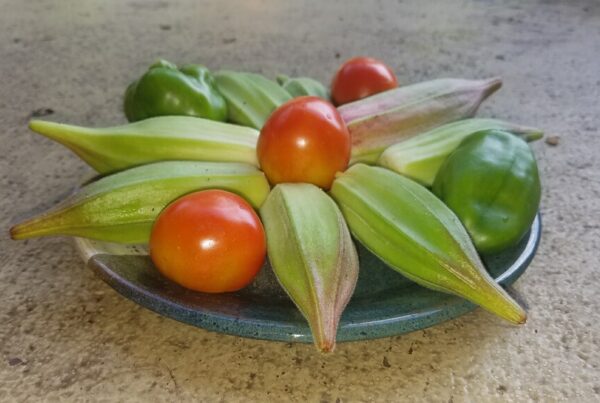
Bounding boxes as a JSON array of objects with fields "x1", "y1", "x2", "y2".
[
  {"x1": 331, "y1": 57, "x2": 398, "y2": 105},
  {"x1": 150, "y1": 190, "x2": 266, "y2": 293},
  {"x1": 257, "y1": 96, "x2": 350, "y2": 189}
]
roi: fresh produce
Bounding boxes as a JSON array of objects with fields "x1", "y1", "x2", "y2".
[
  {"x1": 29, "y1": 116, "x2": 260, "y2": 174},
  {"x1": 331, "y1": 57, "x2": 398, "y2": 105},
  {"x1": 9, "y1": 161, "x2": 270, "y2": 243},
  {"x1": 276, "y1": 75, "x2": 330, "y2": 99},
  {"x1": 257, "y1": 96, "x2": 350, "y2": 189},
  {"x1": 338, "y1": 77, "x2": 503, "y2": 164},
  {"x1": 378, "y1": 118, "x2": 544, "y2": 186},
  {"x1": 260, "y1": 183, "x2": 358, "y2": 352},
  {"x1": 10, "y1": 53, "x2": 545, "y2": 352},
  {"x1": 124, "y1": 59, "x2": 227, "y2": 122},
  {"x1": 330, "y1": 164, "x2": 527, "y2": 324},
  {"x1": 433, "y1": 130, "x2": 541, "y2": 254},
  {"x1": 150, "y1": 190, "x2": 266, "y2": 293},
  {"x1": 214, "y1": 70, "x2": 292, "y2": 129}
]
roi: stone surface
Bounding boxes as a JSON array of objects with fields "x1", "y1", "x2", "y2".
[{"x1": 1, "y1": 0, "x2": 599, "y2": 401}]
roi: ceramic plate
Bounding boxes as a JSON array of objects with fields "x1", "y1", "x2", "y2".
[{"x1": 76, "y1": 214, "x2": 541, "y2": 343}]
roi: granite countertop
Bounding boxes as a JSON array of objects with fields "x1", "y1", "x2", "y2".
[{"x1": 1, "y1": 0, "x2": 599, "y2": 401}]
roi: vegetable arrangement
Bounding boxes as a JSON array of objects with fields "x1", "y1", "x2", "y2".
[{"x1": 10, "y1": 56, "x2": 542, "y2": 352}]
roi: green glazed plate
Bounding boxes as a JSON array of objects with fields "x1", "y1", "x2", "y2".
[{"x1": 76, "y1": 214, "x2": 540, "y2": 343}]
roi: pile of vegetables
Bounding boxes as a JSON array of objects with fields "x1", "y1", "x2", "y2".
[{"x1": 10, "y1": 56, "x2": 542, "y2": 352}]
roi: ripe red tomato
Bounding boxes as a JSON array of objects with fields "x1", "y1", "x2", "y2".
[
  {"x1": 257, "y1": 96, "x2": 350, "y2": 189},
  {"x1": 331, "y1": 57, "x2": 398, "y2": 105},
  {"x1": 149, "y1": 190, "x2": 266, "y2": 293}
]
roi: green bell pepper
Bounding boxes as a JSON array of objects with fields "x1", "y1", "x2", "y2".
[
  {"x1": 433, "y1": 130, "x2": 541, "y2": 254},
  {"x1": 124, "y1": 59, "x2": 227, "y2": 122}
]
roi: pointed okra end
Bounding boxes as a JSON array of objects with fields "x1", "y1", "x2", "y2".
[
  {"x1": 470, "y1": 276, "x2": 527, "y2": 325},
  {"x1": 9, "y1": 210, "x2": 64, "y2": 241},
  {"x1": 28, "y1": 119, "x2": 114, "y2": 172},
  {"x1": 28, "y1": 119, "x2": 92, "y2": 145},
  {"x1": 482, "y1": 292, "x2": 527, "y2": 325},
  {"x1": 260, "y1": 183, "x2": 359, "y2": 353},
  {"x1": 317, "y1": 338, "x2": 336, "y2": 354},
  {"x1": 481, "y1": 77, "x2": 503, "y2": 99},
  {"x1": 522, "y1": 128, "x2": 544, "y2": 142},
  {"x1": 9, "y1": 222, "x2": 26, "y2": 240},
  {"x1": 9, "y1": 222, "x2": 29, "y2": 240},
  {"x1": 29, "y1": 119, "x2": 67, "y2": 143}
]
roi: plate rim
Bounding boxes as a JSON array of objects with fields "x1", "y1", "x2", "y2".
[{"x1": 79, "y1": 214, "x2": 541, "y2": 344}]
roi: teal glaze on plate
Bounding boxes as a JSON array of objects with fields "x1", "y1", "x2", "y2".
[{"x1": 77, "y1": 214, "x2": 541, "y2": 343}]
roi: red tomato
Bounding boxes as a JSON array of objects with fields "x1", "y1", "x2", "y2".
[
  {"x1": 149, "y1": 190, "x2": 266, "y2": 293},
  {"x1": 331, "y1": 56, "x2": 398, "y2": 105},
  {"x1": 257, "y1": 96, "x2": 350, "y2": 189}
]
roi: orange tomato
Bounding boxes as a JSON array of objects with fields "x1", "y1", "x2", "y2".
[
  {"x1": 149, "y1": 190, "x2": 266, "y2": 293},
  {"x1": 257, "y1": 96, "x2": 350, "y2": 189},
  {"x1": 331, "y1": 56, "x2": 398, "y2": 105}
]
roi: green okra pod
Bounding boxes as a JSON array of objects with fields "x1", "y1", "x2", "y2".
[
  {"x1": 29, "y1": 116, "x2": 260, "y2": 174},
  {"x1": 214, "y1": 71, "x2": 293, "y2": 129},
  {"x1": 11, "y1": 161, "x2": 270, "y2": 244},
  {"x1": 330, "y1": 164, "x2": 527, "y2": 324},
  {"x1": 276, "y1": 75, "x2": 330, "y2": 100},
  {"x1": 260, "y1": 183, "x2": 359, "y2": 352},
  {"x1": 338, "y1": 78, "x2": 503, "y2": 164},
  {"x1": 378, "y1": 118, "x2": 543, "y2": 186}
]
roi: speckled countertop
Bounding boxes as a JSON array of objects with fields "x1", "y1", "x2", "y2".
[{"x1": 1, "y1": 0, "x2": 599, "y2": 401}]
